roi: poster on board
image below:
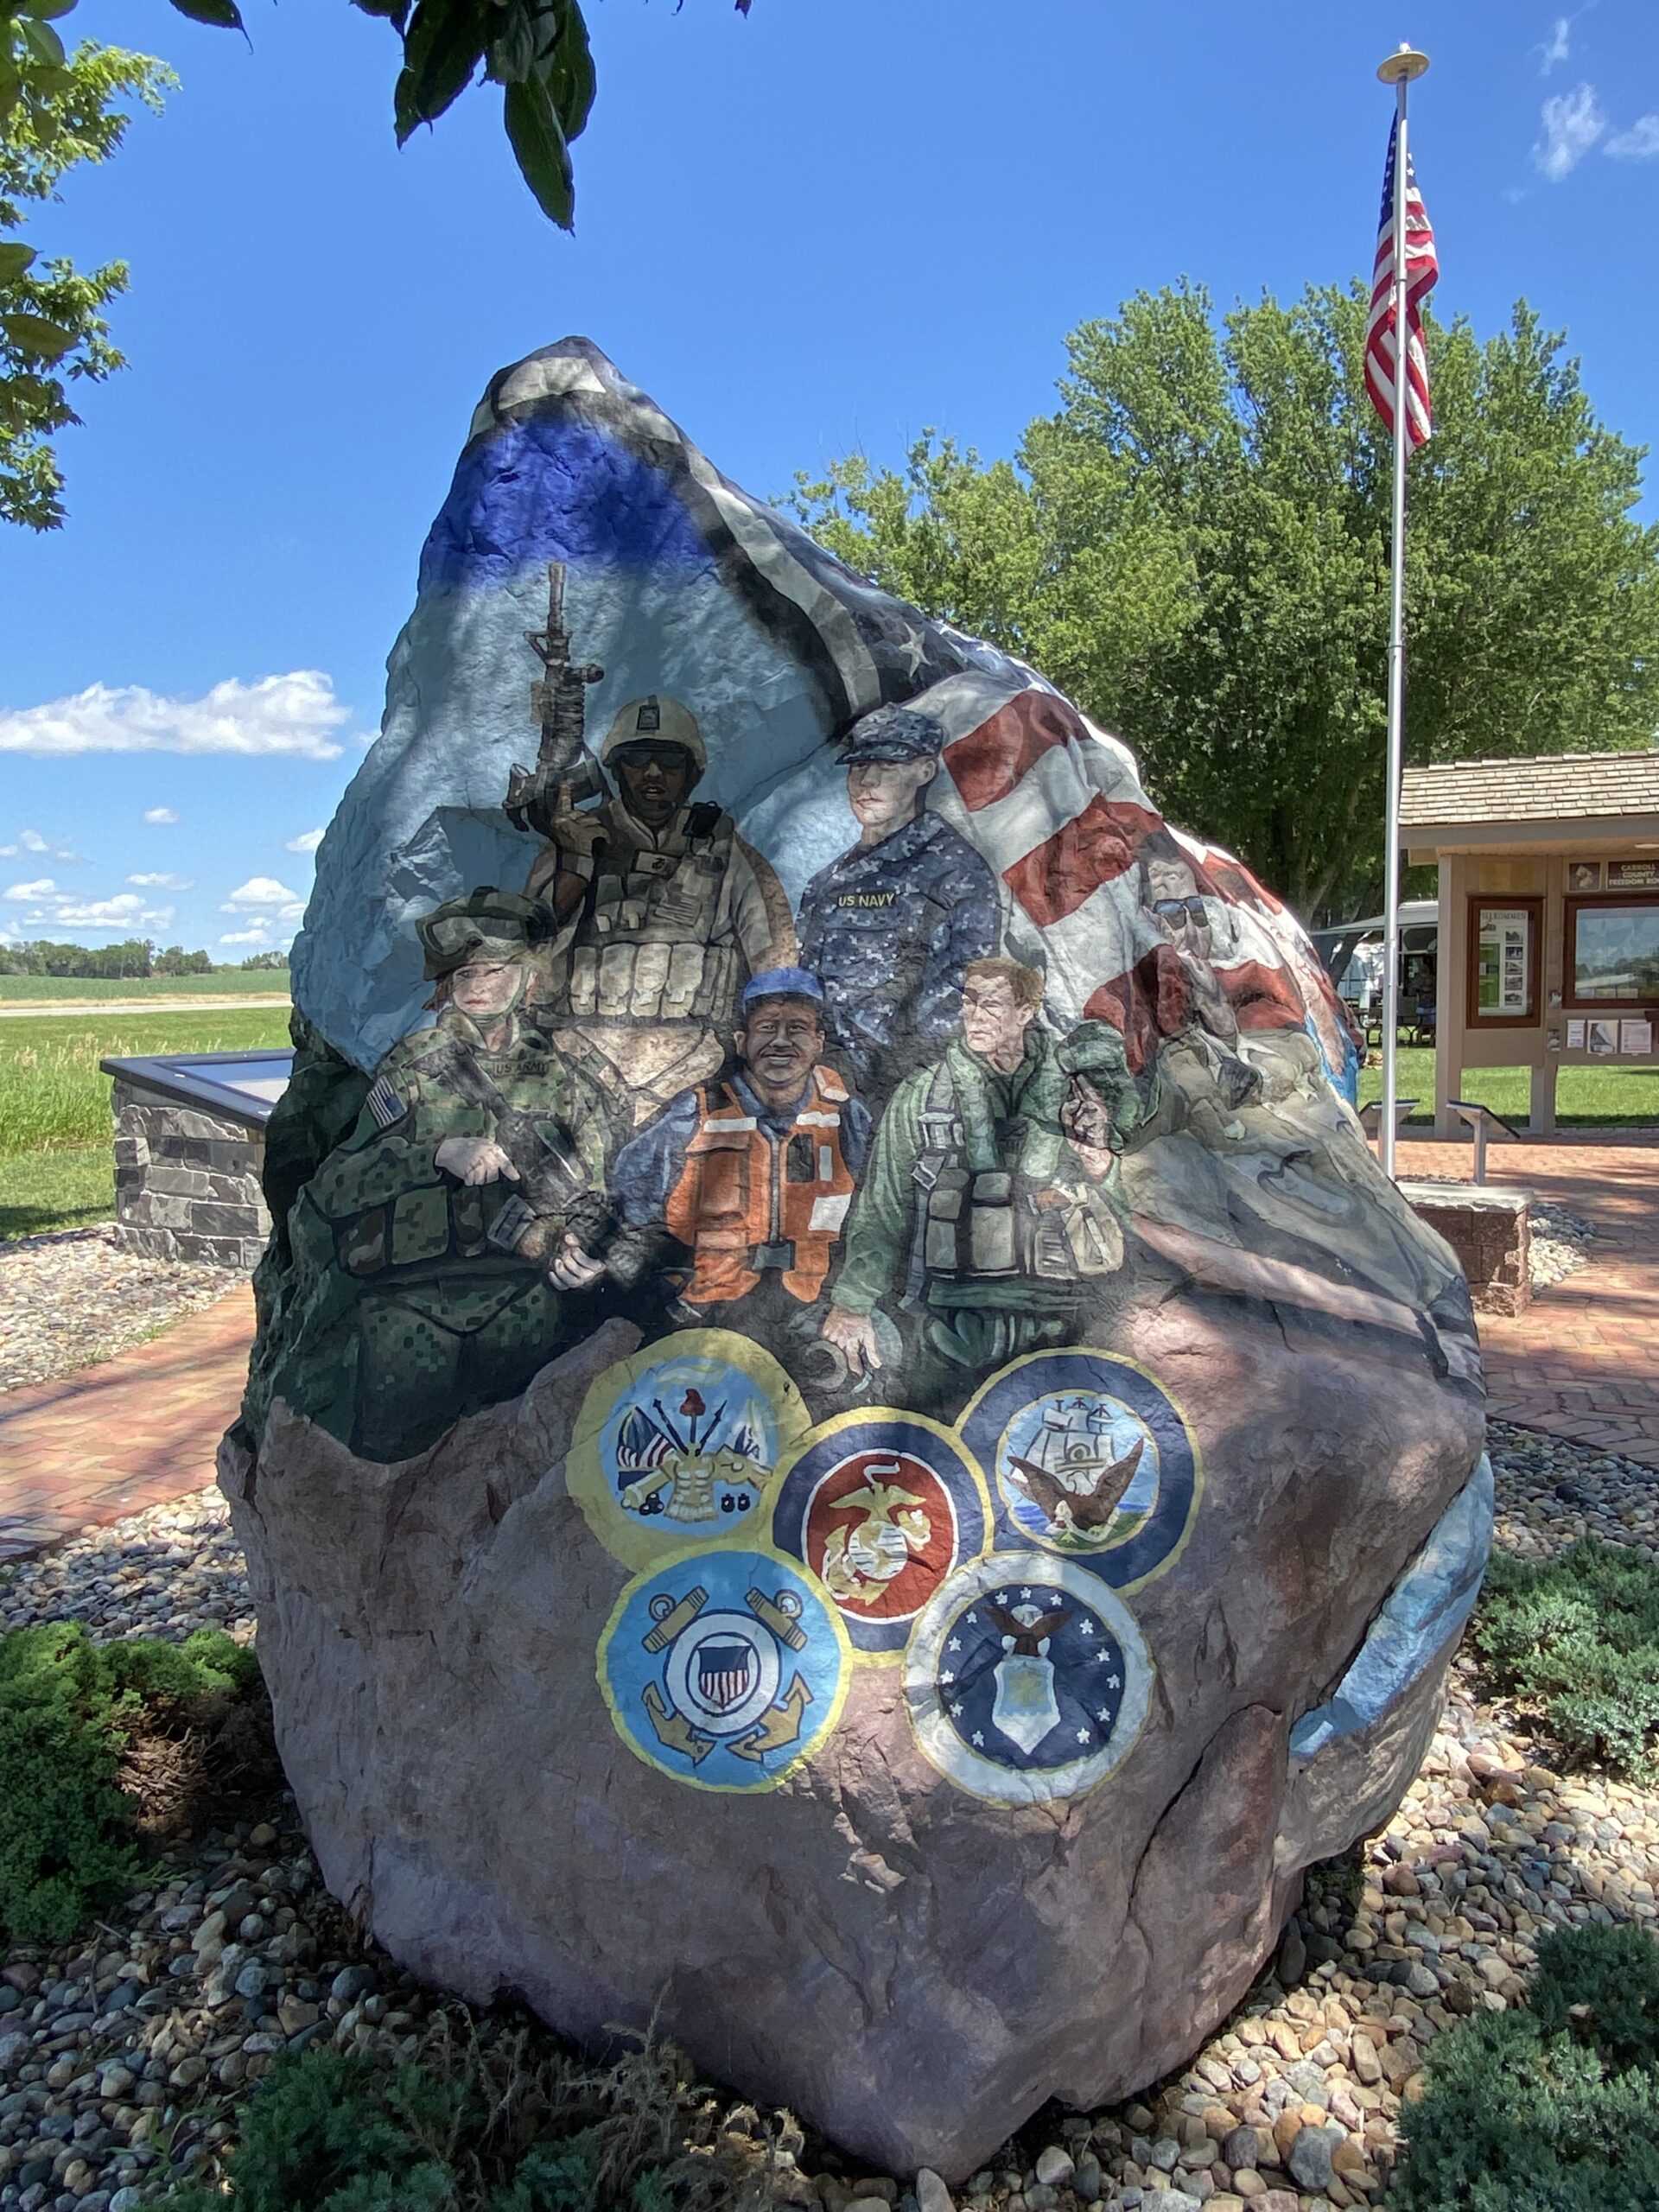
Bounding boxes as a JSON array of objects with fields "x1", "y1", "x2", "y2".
[{"x1": 1477, "y1": 907, "x2": 1531, "y2": 1017}]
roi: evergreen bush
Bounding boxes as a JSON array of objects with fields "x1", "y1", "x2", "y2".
[
  {"x1": 1391, "y1": 1921, "x2": 1659, "y2": 2209},
  {"x1": 0, "y1": 1622, "x2": 262, "y2": 1942},
  {"x1": 166, "y1": 2024, "x2": 778, "y2": 2212},
  {"x1": 1470, "y1": 1538, "x2": 1659, "y2": 1778}
]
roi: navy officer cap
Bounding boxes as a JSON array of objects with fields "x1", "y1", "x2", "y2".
[{"x1": 835, "y1": 702, "x2": 947, "y2": 766}]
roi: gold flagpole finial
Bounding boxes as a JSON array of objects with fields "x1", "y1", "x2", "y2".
[{"x1": 1377, "y1": 43, "x2": 1429, "y2": 85}]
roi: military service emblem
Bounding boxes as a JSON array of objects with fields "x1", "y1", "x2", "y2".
[
  {"x1": 597, "y1": 1545, "x2": 850, "y2": 1791},
  {"x1": 962, "y1": 1351, "x2": 1201, "y2": 1591},
  {"x1": 772, "y1": 1414, "x2": 989, "y2": 1660},
  {"x1": 903, "y1": 1552, "x2": 1153, "y2": 1805},
  {"x1": 568, "y1": 1330, "x2": 810, "y2": 1568}
]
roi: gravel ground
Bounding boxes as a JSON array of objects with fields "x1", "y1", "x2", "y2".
[
  {"x1": 0, "y1": 1427, "x2": 1655, "y2": 2212},
  {"x1": 0, "y1": 1231, "x2": 244, "y2": 1395},
  {"x1": 1527, "y1": 1201, "x2": 1596, "y2": 1291}
]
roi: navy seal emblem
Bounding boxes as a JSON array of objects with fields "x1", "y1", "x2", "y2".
[
  {"x1": 598, "y1": 1545, "x2": 849, "y2": 1791},
  {"x1": 903, "y1": 1552, "x2": 1153, "y2": 1804}
]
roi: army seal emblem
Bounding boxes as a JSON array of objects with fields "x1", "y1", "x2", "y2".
[
  {"x1": 903, "y1": 1552, "x2": 1153, "y2": 1805},
  {"x1": 962, "y1": 1351, "x2": 1201, "y2": 1590},
  {"x1": 568, "y1": 1329, "x2": 810, "y2": 1568},
  {"x1": 598, "y1": 1545, "x2": 850, "y2": 1791},
  {"x1": 772, "y1": 1413, "x2": 990, "y2": 1659}
]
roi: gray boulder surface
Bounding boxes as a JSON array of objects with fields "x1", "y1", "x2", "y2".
[{"x1": 231, "y1": 337, "x2": 1485, "y2": 2177}]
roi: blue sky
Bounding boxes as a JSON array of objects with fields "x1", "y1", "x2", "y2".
[{"x1": 1, "y1": 0, "x2": 1656, "y2": 957}]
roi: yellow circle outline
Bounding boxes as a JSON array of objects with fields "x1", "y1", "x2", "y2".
[
  {"x1": 772, "y1": 1406, "x2": 995, "y2": 1669},
  {"x1": 594, "y1": 1538, "x2": 854, "y2": 1794},
  {"x1": 566, "y1": 1327, "x2": 811, "y2": 1570},
  {"x1": 955, "y1": 1345, "x2": 1206, "y2": 1595}
]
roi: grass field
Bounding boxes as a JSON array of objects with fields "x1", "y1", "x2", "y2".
[
  {"x1": 0, "y1": 1007, "x2": 293, "y2": 1242},
  {"x1": 1357, "y1": 1046, "x2": 1659, "y2": 1127},
  {"x1": 0, "y1": 973, "x2": 290, "y2": 1004}
]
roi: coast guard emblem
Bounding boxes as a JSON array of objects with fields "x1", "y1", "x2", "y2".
[
  {"x1": 904, "y1": 1552, "x2": 1152, "y2": 1805},
  {"x1": 598, "y1": 1545, "x2": 850, "y2": 1791}
]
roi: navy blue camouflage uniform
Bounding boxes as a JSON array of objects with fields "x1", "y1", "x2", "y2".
[{"x1": 798, "y1": 808, "x2": 1000, "y2": 1098}]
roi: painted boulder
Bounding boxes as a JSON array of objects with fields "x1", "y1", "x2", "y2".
[{"x1": 230, "y1": 339, "x2": 1488, "y2": 2177}]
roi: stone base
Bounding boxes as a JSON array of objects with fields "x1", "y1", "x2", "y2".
[
  {"x1": 111, "y1": 1081, "x2": 270, "y2": 1271},
  {"x1": 1399, "y1": 1181, "x2": 1532, "y2": 1317}
]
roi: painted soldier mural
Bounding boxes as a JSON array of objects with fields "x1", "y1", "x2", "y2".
[
  {"x1": 525, "y1": 693, "x2": 797, "y2": 1119},
  {"x1": 567, "y1": 968, "x2": 874, "y2": 1347},
  {"x1": 276, "y1": 891, "x2": 613, "y2": 1460},
  {"x1": 820, "y1": 957, "x2": 1143, "y2": 1405},
  {"x1": 797, "y1": 703, "x2": 999, "y2": 1098}
]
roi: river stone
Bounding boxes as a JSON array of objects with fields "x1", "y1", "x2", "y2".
[{"x1": 231, "y1": 338, "x2": 1485, "y2": 2177}]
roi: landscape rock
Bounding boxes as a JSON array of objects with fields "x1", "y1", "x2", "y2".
[{"x1": 227, "y1": 338, "x2": 1485, "y2": 2176}]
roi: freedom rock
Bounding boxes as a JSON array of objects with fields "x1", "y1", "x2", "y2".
[{"x1": 226, "y1": 339, "x2": 1489, "y2": 2177}]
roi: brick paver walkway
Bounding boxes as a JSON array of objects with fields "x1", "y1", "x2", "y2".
[
  {"x1": 1392, "y1": 1133, "x2": 1659, "y2": 1468},
  {"x1": 0, "y1": 1287, "x2": 254, "y2": 1563}
]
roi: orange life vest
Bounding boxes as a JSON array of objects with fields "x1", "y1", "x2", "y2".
[{"x1": 665, "y1": 1065, "x2": 857, "y2": 1306}]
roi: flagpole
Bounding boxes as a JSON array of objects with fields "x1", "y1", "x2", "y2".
[{"x1": 1376, "y1": 41, "x2": 1429, "y2": 1180}]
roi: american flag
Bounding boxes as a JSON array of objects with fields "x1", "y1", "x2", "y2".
[{"x1": 1364, "y1": 118, "x2": 1440, "y2": 447}]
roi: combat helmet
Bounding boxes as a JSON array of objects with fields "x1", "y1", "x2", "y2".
[
  {"x1": 598, "y1": 695, "x2": 708, "y2": 776},
  {"x1": 416, "y1": 888, "x2": 554, "y2": 980}
]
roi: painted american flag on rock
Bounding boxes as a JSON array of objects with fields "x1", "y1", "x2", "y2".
[{"x1": 1364, "y1": 118, "x2": 1440, "y2": 447}]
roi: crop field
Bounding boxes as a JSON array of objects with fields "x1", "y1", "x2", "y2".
[
  {"x1": 0, "y1": 973, "x2": 290, "y2": 1004},
  {"x1": 0, "y1": 1007, "x2": 293, "y2": 1241}
]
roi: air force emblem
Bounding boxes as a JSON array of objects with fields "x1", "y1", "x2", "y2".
[{"x1": 598, "y1": 1547, "x2": 849, "y2": 1791}]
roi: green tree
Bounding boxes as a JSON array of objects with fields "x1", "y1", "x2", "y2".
[
  {"x1": 1, "y1": 9, "x2": 171, "y2": 528},
  {"x1": 793, "y1": 283, "x2": 1659, "y2": 921}
]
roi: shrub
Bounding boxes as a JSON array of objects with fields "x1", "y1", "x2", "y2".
[
  {"x1": 1470, "y1": 1538, "x2": 1659, "y2": 1778},
  {"x1": 166, "y1": 2022, "x2": 780, "y2": 2212},
  {"x1": 0, "y1": 1623, "x2": 263, "y2": 1942},
  {"x1": 1391, "y1": 1921, "x2": 1659, "y2": 2210}
]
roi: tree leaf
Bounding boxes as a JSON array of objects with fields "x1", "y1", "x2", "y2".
[
  {"x1": 503, "y1": 73, "x2": 574, "y2": 229},
  {"x1": 542, "y1": 0, "x2": 594, "y2": 143},
  {"x1": 2, "y1": 309, "x2": 78, "y2": 360},
  {"x1": 394, "y1": 0, "x2": 486, "y2": 140},
  {"x1": 349, "y1": 0, "x2": 410, "y2": 22},
  {"x1": 164, "y1": 0, "x2": 245, "y2": 25},
  {"x1": 16, "y1": 16, "x2": 64, "y2": 63},
  {"x1": 18, "y1": 0, "x2": 81, "y2": 22},
  {"x1": 0, "y1": 240, "x2": 37, "y2": 282}
]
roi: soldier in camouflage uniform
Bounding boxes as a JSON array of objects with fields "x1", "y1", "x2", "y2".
[{"x1": 283, "y1": 890, "x2": 614, "y2": 1461}]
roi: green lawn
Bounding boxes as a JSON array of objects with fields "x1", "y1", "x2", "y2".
[
  {"x1": 1357, "y1": 1046, "x2": 1659, "y2": 1127},
  {"x1": 0, "y1": 1007, "x2": 293, "y2": 1240},
  {"x1": 0, "y1": 973, "x2": 290, "y2": 1003}
]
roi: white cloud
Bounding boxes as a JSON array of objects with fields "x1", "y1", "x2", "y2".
[
  {"x1": 218, "y1": 925, "x2": 275, "y2": 946},
  {"x1": 223, "y1": 875, "x2": 302, "y2": 910},
  {"x1": 1607, "y1": 114, "x2": 1659, "y2": 159},
  {"x1": 4, "y1": 877, "x2": 57, "y2": 901},
  {"x1": 128, "y1": 871, "x2": 195, "y2": 891},
  {"x1": 143, "y1": 806, "x2": 180, "y2": 824},
  {"x1": 0, "y1": 671, "x2": 353, "y2": 760},
  {"x1": 1534, "y1": 82, "x2": 1606, "y2": 178},
  {"x1": 1537, "y1": 15, "x2": 1573, "y2": 74},
  {"x1": 285, "y1": 827, "x2": 325, "y2": 854},
  {"x1": 10, "y1": 887, "x2": 175, "y2": 931},
  {"x1": 18, "y1": 829, "x2": 47, "y2": 852}
]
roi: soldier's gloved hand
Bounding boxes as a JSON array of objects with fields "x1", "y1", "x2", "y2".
[
  {"x1": 1061, "y1": 1077, "x2": 1117, "y2": 1182},
  {"x1": 550, "y1": 1230, "x2": 607, "y2": 1290},
  {"x1": 435, "y1": 1136, "x2": 520, "y2": 1185},
  {"x1": 821, "y1": 1305, "x2": 883, "y2": 1375},
  {"x1": 548, "y1": 808, "x2": 610, "y2": 868}
]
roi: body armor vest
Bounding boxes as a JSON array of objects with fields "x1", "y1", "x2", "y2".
[{"x1": 558, "y1": 803, "x2": 742, "y2": 1026}]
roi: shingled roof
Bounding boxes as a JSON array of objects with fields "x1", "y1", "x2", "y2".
[{"x1": 1401, "y1": 750, "x2": 1659, "y2": 828}]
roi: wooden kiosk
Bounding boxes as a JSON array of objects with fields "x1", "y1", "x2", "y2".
[{"x1": 1401, "y1": 751, "x2": 1659, "y2": 1137}]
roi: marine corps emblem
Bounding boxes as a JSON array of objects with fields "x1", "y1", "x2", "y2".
[
  {"x1": 568, "y1": 1329, "x2": 810, "y2": 1567},
  {"x1": 903, "y1": 1552, "x2": 1153, "y2": 1805},
  {"x1": 598, "y1": 1546, "x2": 850, "y2": 1790},
  {"x1": 772, "y1": 1414, "x2": 989, "y2": 1659},
  {"x1": 963, "y1": 1351, "x2": 1201, "y2": 1591}
]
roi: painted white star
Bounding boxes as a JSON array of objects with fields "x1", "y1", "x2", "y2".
[
  {"x1": 966, "y1": 1610, "x2": 979, "y2": 1624},
  {"x1": 948, "y1": 1637, "x2": 962, "y2": 1652},
  {"x1": 1079, "y1": 1620, "x2": 1096, "y2": 1637},
  {"x1": 1092, "y1": 1648, "x2": 1109, "y2": 1663},
  {"x1": 1076, "y1": 1727, "x2": 1090, "y2": 1743},
  {"x1": 971, "y1": 1732, "x2": 985, "y2": 1747},
  {"x1": 950, "y1": 1701, "x2": 963, "y2": 1718},
  {"x1": 939, "y1": 1670, "x2": 956, "y2": 1686},
  {"x1": 1020, "y1": 1586, "x2": 1033, "y2": 1599},
  {"x1": 1106, "y1": 1675, "x2": 1121, "y2": 1689},
  {"x1": 995, "y1": 1592, "x2": 1010, "y2": 1605},
  {"x1": 1096, "y1": 1708, "x2": 1112, "y2": 1723}
]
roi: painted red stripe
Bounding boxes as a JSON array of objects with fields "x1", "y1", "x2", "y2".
[
  {"x1": 942, "y1": 690, "x2": 1083, "y2": 813},
  {"x1": 1001, "y1": 793, "x2": 1160, "y2": 928}
]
